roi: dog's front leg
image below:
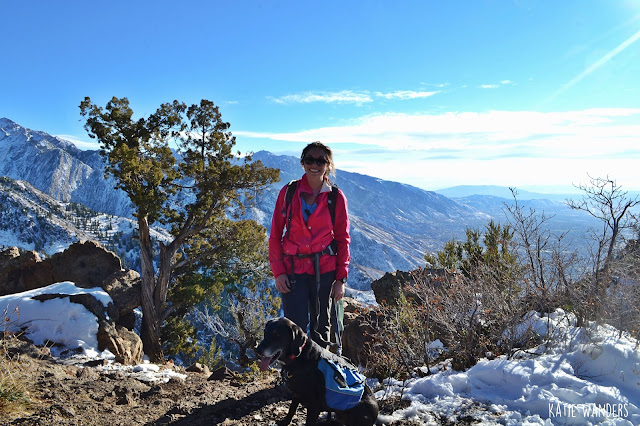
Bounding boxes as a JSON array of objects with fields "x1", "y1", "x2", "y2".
[
  {"x1": 277, "y1": 398, "x2": 300, "y2": 426},
  {"x1": 305, "y1": 407, "x2": 321, "y2": 425}
]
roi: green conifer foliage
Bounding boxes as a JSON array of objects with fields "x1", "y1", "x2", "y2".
[{"x1": 80, "y1": 97, "x2": 279, "y2": 362}]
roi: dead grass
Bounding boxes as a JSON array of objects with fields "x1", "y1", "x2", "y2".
[{"x1": 0, "y1": 307, "x2": 32, "y2": 417}]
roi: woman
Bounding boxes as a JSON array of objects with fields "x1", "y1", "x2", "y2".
[{"x1": 268, "y1": 142, "x2": 350, "y2": 348}]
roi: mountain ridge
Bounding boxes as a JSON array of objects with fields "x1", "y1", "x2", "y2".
[
  {"x1": 0, "y1": 117, "x2": 133, "y2": 217},
  {"x1": 0, "y1": 117, "x2": 601, "y2": 289},
  {"x1": 435, "y1": 184, "x2": 579, "y2": 201}
]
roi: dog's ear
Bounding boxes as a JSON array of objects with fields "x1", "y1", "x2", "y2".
[{"x1": 290, "y1": 323, "x2": 306, "y2": 357}]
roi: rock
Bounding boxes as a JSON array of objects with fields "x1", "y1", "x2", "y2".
[
  {"x1": 0, "y1": 241, "x2": 123, "y2": 296},
  {"x1": 23, "y1": 282, "x2": 142, "y2": 365},
  {"x1": 340, "y1": 297, "x2": 378, "y2": 367},
  {"x1": 97, "y1": 323, "x2": 144, "y2": 365},
  {"x1": 0, "y1": 242, "x2": 143, "y2": 361},
  {"x1": 47, "y1": 240, "x2": 122, "y2": 288},
  {"x1": 0, "y1": 247, "x2": 23, "y2": 295},
  {"x1": 32, "y1": 292, "x2": 109, "y2": 322},
  {"x1": 76, "y1": 366, "x2": 100, "y2": 380},
  {"x1": 55, "y1": 404, "x2": 76, "y2": 417},
  {"x1": 0, "y1": 248, "x2": 42, "y2": 295},
  {"x1": 84, "y1": 359, "x2": 107, "y2": 367},
  {"x1": 208, "y1": 366, "x2": 234, "y2": 381},
  {"x1": 186, "y1": 363, "x2": 211, "y2": 376},
  {"x1": 0, "y1": 246, "x2": 21, "y2": 267},
  {"x1": 101, "y1": 269, "x2": 141, "y2": 329},
  {"x1": 115, "y1": 386, "x2": 135, "y2": 405},
  {"x1": 370, "y1": 268, "x2": 452, "y2": 306},
  {"x1": 370, "y1": 270, "x2": 412, "y2": 306}
]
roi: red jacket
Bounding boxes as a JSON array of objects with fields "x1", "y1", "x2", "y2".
[{"x1": 269, "y1": 175, "x2": 350, "y2": 281}]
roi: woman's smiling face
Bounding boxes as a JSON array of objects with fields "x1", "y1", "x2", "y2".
[{"x1": 303, "y1": 147, "x2": 330, "y2": 179}]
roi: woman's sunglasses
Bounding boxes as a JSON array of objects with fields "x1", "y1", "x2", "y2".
[{"x1": 303, "y1": 156, "x2": 329, "y2": 166}]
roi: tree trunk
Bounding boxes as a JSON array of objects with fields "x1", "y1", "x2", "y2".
[
  {"x1": 138, "y1": 216, "x2": 165, "y2": 363},
  {"x1": 157, "y1": 243, "x2": 176, "y2": 323}
]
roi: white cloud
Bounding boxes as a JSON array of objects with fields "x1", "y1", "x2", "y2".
[
  {"x1": 479, "y1": 80, "x2": 514, "y2": 89},
  {"x1": 57, "y1": 135, "x2": 101, "y2": 150},
  {"x1": 239, "y1": 108, "x2": 640, "y2": 155},
  {"x1": 270, "y1": 90, "x2": 373, "y2": 105},
  {"x1": 374, "y1": 90, "x2": 439, "y2": 100},
  {"x1": 270, "y1": 88, "x2": 440, "y2": 105},
  {"x1": 235, "y1": 108, "x2": 640, "y2": 190}
]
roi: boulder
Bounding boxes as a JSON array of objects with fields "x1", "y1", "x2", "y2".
[
  {"x1": 0, "y1": 241, "x2": 143, "y2": 364},
  {"x1": 0, "y1": 241, "x2": 123, "y2": 296},
  {"x1": 370, "y1": 268, "x2": 452, "y2": 306},
  {"x1": 0, "y1": 246, "x2": 21, "y2": 267},
  {"x1": 340, "y1": 297, "x2": 378, "y2": 367},
  {"x1": 0, "y1": 247, "x2": 26, "y2": 295},
  {"x1": 370, "y1": 270, "x2": 413, "y2": 306},
  {"x1": 101, "y1": 269, "x2": 141, "y2": 329},
  {"x1": 30, "y1": 291, "x2": 143, "y2": 365},
  {"x1": 208, "y1": 366, "x2": 234, "y2": 381},
  {"x1": 97, "y1": 323, "x2": 144, "y2": 365},
  {"x1": 186, "y1": 362, "x2": 211, "y2": 376},
  {"x1": 48, "y1": 240, "x2": 122, "y2": 288}
]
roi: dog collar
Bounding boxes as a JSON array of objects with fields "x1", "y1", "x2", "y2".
[{"x1": 289, "y1": 338, "x2": 307, "y2": 360}]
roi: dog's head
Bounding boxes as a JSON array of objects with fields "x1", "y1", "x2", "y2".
[{"x1": 255, "y1": 317, "x2": 307, "y2": 371}]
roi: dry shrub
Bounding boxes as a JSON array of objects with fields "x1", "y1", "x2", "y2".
[
  {"x1": 1, "y1": 307, "x2": 31, "y2": 416},
  {"x1": 363, "y1": 264, "x2": 536, "y2": 380}
]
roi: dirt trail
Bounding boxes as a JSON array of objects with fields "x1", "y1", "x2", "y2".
[{"x1": 2, "y1": 339, "x2": 428, "y2": 426}]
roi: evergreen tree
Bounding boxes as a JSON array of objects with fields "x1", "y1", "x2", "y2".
[
  {"x1": 425, "y1": 220, "x2": 516, "y2": 286},
  {"x1": 80, "y1": 97, "x2": 279, "y2": 362}
]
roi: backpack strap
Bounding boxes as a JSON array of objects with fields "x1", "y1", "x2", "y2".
[
  {"x1": 284, "y1": 180, "x2": 298, "y2": 213},
  {"x1": 282, "y1": 179, "x2": 298, "y2": 241},
  {"x1": 283, "y1": 179, "x2": 339, "y2": 228},
  {"x1": 327, "y1": 183, "x2": 339, "y2": 226}
]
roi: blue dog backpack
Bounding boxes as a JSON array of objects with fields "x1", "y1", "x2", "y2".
[{"x1": 317, "y1": 358, "x2": 366, "y2": 410}]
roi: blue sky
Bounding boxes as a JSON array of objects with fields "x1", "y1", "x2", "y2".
[{"x1": 1, "y1": 0, "x2": 639, "y2": 192}]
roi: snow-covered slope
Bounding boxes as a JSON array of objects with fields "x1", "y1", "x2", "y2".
[
  {"x1": 0, "y1": 118, "x2": 132, "y2": 217},
  {"x1": 0, "y1": 118, "x2": 493, "y2": 288},
  {"x1": 243, "y1": 151, "x2": 492, "y2": 287},
  {"x1": 0, "y1": 176, "x2": 170, "y2": 268}
]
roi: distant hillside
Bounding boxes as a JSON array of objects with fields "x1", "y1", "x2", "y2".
[
  {"x1": 0, "y1": 176, "x2": 170, "y2": 269},
  {"x1": 436, "y1": 185, "x2": 578, "y2": 201},
  {"x1": 0, "y1": 118, "x2": 132, "y2": 217},
  {"x1": 246, "y1": 151, "x2": 491, "y2": 286},
  {"x1": 1, "y1": 118, "x2": 612, "y2": 290},
  {"x1": 0, "y1": 118, "x2": 494, "y2": 290},
  {"x1": 451, "y1": 194, "x2": 601, "y2": 243}
]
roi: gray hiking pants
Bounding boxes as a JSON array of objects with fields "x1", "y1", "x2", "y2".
[{"x1": 281, "y1": 271, "x2": 335, "y2": 348}]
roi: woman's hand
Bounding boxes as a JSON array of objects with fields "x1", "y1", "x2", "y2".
[
  {"x1": 331, "y1": 279, "x2": 345, "y2": 301},
  {"x1": 275, "y1": 274, "x2": 291, "y2": 293}
]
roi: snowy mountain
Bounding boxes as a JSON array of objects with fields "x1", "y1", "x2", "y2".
[
  {"x1": 0, "y1": 118, "x2": 132, "y2": 217},
  {"x1": 3, "y1": 117, "x2": 603, "y2": 288},
  {"x1": 0, "y1": 177, "x2": 94, "y2": 254},
  {"x1": 0, "y1": 176, "x2": 170, "y2": 269},
  {"x1": 247, "y1": 151, "x2": 491, "y2": 286},
  {"x1": 0, "y1": 118, "x2": 499, "y2": 289}
]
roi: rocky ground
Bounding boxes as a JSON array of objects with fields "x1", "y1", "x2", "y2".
[{"x1": 1, "y1": 338, "x2": 436, "y2": 426}]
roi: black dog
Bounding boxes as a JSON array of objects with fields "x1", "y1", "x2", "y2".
[{"x1": 256, "y1": 317, "x2": 378, "y2": 426}]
